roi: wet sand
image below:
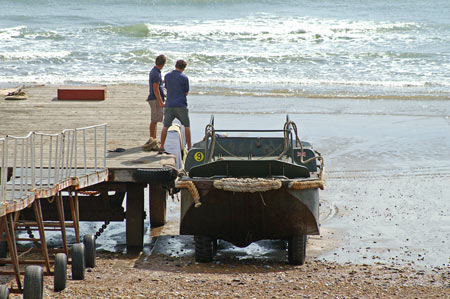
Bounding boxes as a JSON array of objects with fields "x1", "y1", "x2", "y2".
[
  {"x1": 153, "y1": 95, "x2": 450, "y2": 269},
  {"x1": 37, "y1": 251, "x2": 448, "y2": 298},
  {"x1": 2, "y1": 85, "x2": 450, "y2": 297}
]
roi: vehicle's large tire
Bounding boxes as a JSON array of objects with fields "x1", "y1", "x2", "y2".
[
  {"x1": 212, "y1": 239, "x2": 218, "y2": 255},
  {"x1": 83, "y1": 234, "x2": 96, "y2": 268},
  {"x1": 54, "y1": 253, "x2": 67, "y2": 292},
  {"x1": 0, "y1": 240, "x2": 7, "y2": 266},
  {"x1": 0, "y1": 285, "x2": 9, "y2": 299},
  {"x1": 134, "y1": 167, "x2": 177, "y2": 182},
  {"x1": 288, "y1": 235, "x2": 307, "y2": 265},
  {"x1": 23, "y1": 265, "x2": 43, "y2": 299},
  {"x1": 195, "y1": 235, "x2": 213, "y2": 263},
  {"x1": 71, "y1": 243, "x2": 85, "y2": 280}
]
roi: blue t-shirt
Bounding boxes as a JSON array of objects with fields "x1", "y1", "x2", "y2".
[
  {"x1": 147, "y1": 66, "x2": 165, "y2": 101},
  {"x1": 164, "y1": 70, "x2": 189, "y2": 108}
]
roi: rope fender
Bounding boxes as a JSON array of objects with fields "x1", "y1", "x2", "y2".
[
  {"x1": 288, "y1": 179, "x2": 325, "y2": 190},
  {"x1": 213, "y1": 178, "x2": 282, "y2": 193},
  {"x1": 175, "y1": 180, "x2": 202, "y2": 208},
  {"x1": 288, "y1": 171, "x2": 326, "y2": 190}
]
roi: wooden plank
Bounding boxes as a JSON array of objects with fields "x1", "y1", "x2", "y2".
[
  {"x1": 0, "y1": 85, "x2": 176, "y2": 170},
  {"x1": 125, "y1": 183, "x2": 145, "y2": 250},
  {"x1": 149, "y1": 182, "x2": 167, "y2": 227}
]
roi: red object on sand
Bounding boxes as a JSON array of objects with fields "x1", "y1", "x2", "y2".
[{"x1": 57, "y1": 86, "x2": 106, "y2": 101}]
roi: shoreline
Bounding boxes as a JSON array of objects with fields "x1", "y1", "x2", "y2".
[{"x1": 2, "y1": 83, "x2": 450, "y2": 101}]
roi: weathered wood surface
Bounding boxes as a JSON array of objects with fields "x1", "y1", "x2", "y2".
[{"x1": 0, "y1": 84, "x2": 173, "y2": 170}]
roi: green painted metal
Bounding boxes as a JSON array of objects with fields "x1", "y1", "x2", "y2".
[{"x1": 180, "y1": 116, "x2": 322, "y2": 248}]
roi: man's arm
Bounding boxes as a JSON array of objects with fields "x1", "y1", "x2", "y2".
[
  {"x1": 153, "y1": 82, "x2": 164, "y2": 108},
  {"x1": 185, "y1": 77, "x2": 189, "y2": 96}
]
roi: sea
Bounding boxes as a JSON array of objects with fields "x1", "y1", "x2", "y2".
[{"x1": 1, "y1": 0, "x2": 450, "y2": 100}]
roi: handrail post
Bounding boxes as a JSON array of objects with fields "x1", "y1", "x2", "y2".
[
  {"x1": 94, "y1": 126, "x2": 97, "y2": 172},
  {"x1": 39, "y1": 134, "x2": 43, "y2": 189},
  {"x1": 20, "y1": 138, "x2": 24, "y2": 195},
  {"x1": 54, "y1": 134, "x2": 59, "y2": 186},
  {"x1": 31, "y1": 132, "x2": 35, "y2": 190},
  {"x1": 83, "y1": 130, "x2": 87, "y2": 173},
  {"x1": 74, "y1": 130, "x2": 77, "y2": 178},
  {"x1": 48, "y1": 136, "x2": 53, "y2": 188},
  {"x1": 70, "y1": 130, "x2": 75, "y2": 177},
  {"x1": 11, "y1": 138, "x2": 16, "y2": 200},
  {"x1": 103, "y1": 124, "x2": 107, "y2": 169},
  {"x1": 65, "y1": 131, "x2": 70, "y2": 178},
  {"x1": 0, "y1": 138, "x2": 6, "y2": 202}
]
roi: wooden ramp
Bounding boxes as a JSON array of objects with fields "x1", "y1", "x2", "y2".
[{"x1": 0, "y1": 84, "x2": 180, "y2": 249}]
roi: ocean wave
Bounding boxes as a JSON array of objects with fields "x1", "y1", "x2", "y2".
[
  {"x1": 142, "y1": 16, "x2": 426, "y2": 45},
  {"x1": 0, "y1": 50, "x2": 71, "y2": 61},
  {"x1": 0, "y1": 25, "x2": 66, "y2": 42},
  {"x1": 190, "y1": 86, "x2": 450, "y2": 100},
  {"x1": 99, "y1": 23, "x2": 150, "y2": 37},
  {"x1": 188, "y1": 74, "x2": 450, "y2": 89},
  {"x1": 0, "y1": 26, "x2": 27, "y2": 41}
]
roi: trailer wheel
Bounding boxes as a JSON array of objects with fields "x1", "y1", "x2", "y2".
[
  {"x1": 212, "y1": 239, "x2": 218, "y2": 255},
  {"x1": 0, "y1": 240, "x2": 7, "y2": 266},
  {"x1": 0, "y1": 285, "x2": 9, "y2": 299},
  {"x1": 71, "y1": 243, "x2": 85, "y2": 280},
  {"x1": 54, "y1": 253, "x2": 67, "y2": 292},
  {"x1": 83, "y1": 234, "x2": 96, "y2": 268},
  {"x1": 23, "y1": 265, "x2": 43, "y2": 299},
  {"x1": 195, "y1": 235, "x2": 213, "y2": 263},
  {"x1": 288, "y1": 235, "x2": 307, "y2": 265}
]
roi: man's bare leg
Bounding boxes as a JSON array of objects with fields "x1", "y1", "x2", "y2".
[
  {"x1": 160, "y1": 126, "x2": 169, "y2": 151},
  {"x1": 185, "y1": 127, "x2": 192, "y2": 150},
  {"x1": 150, "y1": 122, "x2": 157, "y2": 139}
]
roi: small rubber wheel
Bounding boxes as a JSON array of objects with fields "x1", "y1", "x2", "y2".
[
  {"x1": 71, "y1": 243, "x2": 85, "y2": 280},
  {"x1": 54, "y1": 253, "x2": 67, "y2": 292},
  {"x1": 0, "y1": 285, "x2": 9, "y2": 299},
  {"x1": 83, "y1": 234, "x2": 96, "y2": 268},
  {"x1": 23, "y1": 265, "x2": 43, "y2": 299},
  {"x1": 288, "y1": 235, "x2": 307, "y2": 265},
  {"x1": 0, "y1": 240, "x2": 7, "y2": 266},
  {"x1": 195, "y1": 235, "x2": 213, "y2": 263}
]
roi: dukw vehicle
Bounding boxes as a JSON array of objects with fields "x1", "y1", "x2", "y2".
[{"x1": 176, "y1": 116, "x2": 324, "y2": 265}]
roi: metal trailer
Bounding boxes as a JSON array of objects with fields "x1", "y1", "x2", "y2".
[{"x1": 0, "y1": 125, "x2": 108, "y2": 298}]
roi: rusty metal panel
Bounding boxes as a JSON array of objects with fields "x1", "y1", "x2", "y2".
[{"x1": 180, "y1": 186, "x2": 320, "y2": 247}]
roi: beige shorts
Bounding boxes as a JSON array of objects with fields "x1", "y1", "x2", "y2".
[{"x1": 148, "y1": 100, "x2": 163, "y2": 122}]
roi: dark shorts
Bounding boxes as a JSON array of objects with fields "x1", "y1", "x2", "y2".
[
  {"x1": 148, "y1": 100, "x2": 163, "y2": 122},
  {"x1": 163, "y1": 107, "x2": 190, "y2": 127}
]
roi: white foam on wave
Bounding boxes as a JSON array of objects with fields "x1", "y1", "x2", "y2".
[
  {"x1": 0, "y1": 50, "x2": 71, "y2": 61},
  {"x1": 0, "y1": 25, "x2": 27, "y2": 41},
  {"x1": 146, "y1": 15, "x2": 419, "y2": 45},
  {"x1": 189, "y1": 74, "x2": 450, "y2": 89}
]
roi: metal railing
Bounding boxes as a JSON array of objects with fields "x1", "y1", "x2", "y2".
[
  {"x1": 0, "y1": 124, "x2": 107, "y2": 206},
  {"x1": 0, "y1": 132, "x2": 35, "y2": 202},
  {"x1": 61, "y1": 123, "x2": 107, "y2": 179}
]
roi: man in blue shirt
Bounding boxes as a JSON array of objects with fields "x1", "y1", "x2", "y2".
[
  {"x1": 147, "y1": 54, "x2": 166, "y2": 143},
  {"x1": 160, "y1": 59, "x2": 191, "y2": 151}
]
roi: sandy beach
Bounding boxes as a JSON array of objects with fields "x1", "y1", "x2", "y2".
[{"x1": 1, "y1": 84, "x2": 450, "y2": 297}]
